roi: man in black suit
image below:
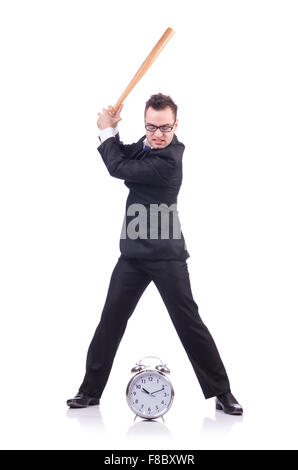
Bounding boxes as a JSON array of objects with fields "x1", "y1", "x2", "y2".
[{"x1": 67, "y1": 93, "x2": 243, "y2": 415}]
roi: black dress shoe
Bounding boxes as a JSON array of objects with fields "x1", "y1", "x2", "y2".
[
  {"x1": 66, "y1": 392, "x2": 100, "y2": 408},
  {"x1": 215, "y1": 392, "x2": 243, "y2": 415}
]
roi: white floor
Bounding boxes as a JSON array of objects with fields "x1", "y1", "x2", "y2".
[
  {"x1": 1, "y1": 356, "x2": 297, "y2": 450},
  {"x1": 1, "y1": 390, "x2": 297, "y2": 450}
]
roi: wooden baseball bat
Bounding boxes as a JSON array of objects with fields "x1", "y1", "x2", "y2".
[{"x1": 113, "y1": 27, "x2": 175, "y2": 113}]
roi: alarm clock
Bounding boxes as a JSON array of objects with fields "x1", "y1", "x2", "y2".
[{"x1": 126, "y1": 356, "x2": 174, "y2": 420}]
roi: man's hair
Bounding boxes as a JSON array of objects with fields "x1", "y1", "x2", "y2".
[{"x1": 144, "y1": 93, "x2": 178, "y2": 121}]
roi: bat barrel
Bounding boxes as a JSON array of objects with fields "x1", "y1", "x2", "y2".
[{"x1": 113, "y1": 27, "x2": 174, "y2": 113}]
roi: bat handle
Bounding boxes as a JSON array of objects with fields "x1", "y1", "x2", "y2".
[
  {"x1": 111, "y1": 101, "x2": 125, "y2": 115},
  {"x1": 113, "y1": 101, "x2": 123, "y2": 114}
]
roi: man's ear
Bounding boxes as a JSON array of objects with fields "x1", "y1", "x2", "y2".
[{"x1": 174, "y1": 119, "x2": 178, "y2": 130}]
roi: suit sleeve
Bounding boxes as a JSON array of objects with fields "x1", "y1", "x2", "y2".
[
  {"x1": 114, "y1": 133, "x2": 139, "y2": 159},
  {"x1": 98, "y1": 128, "x2": 139, "y2": 159},
  {"x1": 98, "y1": 137, "x2": 179, "y2": 186}
]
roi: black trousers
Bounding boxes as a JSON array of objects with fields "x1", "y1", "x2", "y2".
[{"x1": 79, "y1": 256, "x2": 231, "y2": 399}]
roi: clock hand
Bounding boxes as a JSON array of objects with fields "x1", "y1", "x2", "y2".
[
  {"x1": 141, "y1": 387, "x2": 150, "y2": 395},
  {"x1": 150, "y1": 387, "x2": 165, "y2": 395}
]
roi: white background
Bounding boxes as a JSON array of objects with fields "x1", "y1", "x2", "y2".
[{"x1": 0, "y1": 0, "x2": 297, "y2": 450}]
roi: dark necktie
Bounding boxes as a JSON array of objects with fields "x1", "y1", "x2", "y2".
[{"x1": 135, "y1": 145, "x2": 151, "y2": 159}]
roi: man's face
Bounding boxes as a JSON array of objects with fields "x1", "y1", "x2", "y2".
[{"x1": 145, "y1": 106, "x2": 178, "y2": 149}]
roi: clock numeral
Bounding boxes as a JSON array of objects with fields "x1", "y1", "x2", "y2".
[
  {"x1": 141, "y1": 379, "x2": 146, "y2": 384},
  {"x1": 161, "y1": 400, "x2": 165, "y2": 405},
  {"x1": 135, "y1": 399, "x2": 138, "y2": 404},
  {"x1": 136, "y1": 385, "x2": 141, "y2": 389},
  {"x1": 148, "y1": 376, "x2": 153, "y2": 382},
  {"x1": 155, "y1": 405, "x2": 159, "y2": 410}
]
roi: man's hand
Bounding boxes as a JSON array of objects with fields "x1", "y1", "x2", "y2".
[{"x1": 97, "y1": 103, "x2": 124, "y2": 130}]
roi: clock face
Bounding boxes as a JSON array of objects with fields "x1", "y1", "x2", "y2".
[{"x1": 126, "y1": 370, "x2": 174, "y2": 419}]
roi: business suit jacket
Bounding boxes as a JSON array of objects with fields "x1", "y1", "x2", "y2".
[{"x1": 97, "y1": 132, "x2": 190, "y2": 261}]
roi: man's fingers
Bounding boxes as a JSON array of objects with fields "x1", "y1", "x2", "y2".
[
  {"x1": 100, "y1": 104, "x2": 123, "y2": 116},
  {"x1": 97, "y1": 103, "x2": 123, "y2": 122},
  {"x1": 108, "y1": 104, "x2": 123, "y2": 116}
]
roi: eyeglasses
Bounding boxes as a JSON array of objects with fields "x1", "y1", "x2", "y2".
[{"x1": 145, "y1": 122, "x2": 176, "y2": 133}]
